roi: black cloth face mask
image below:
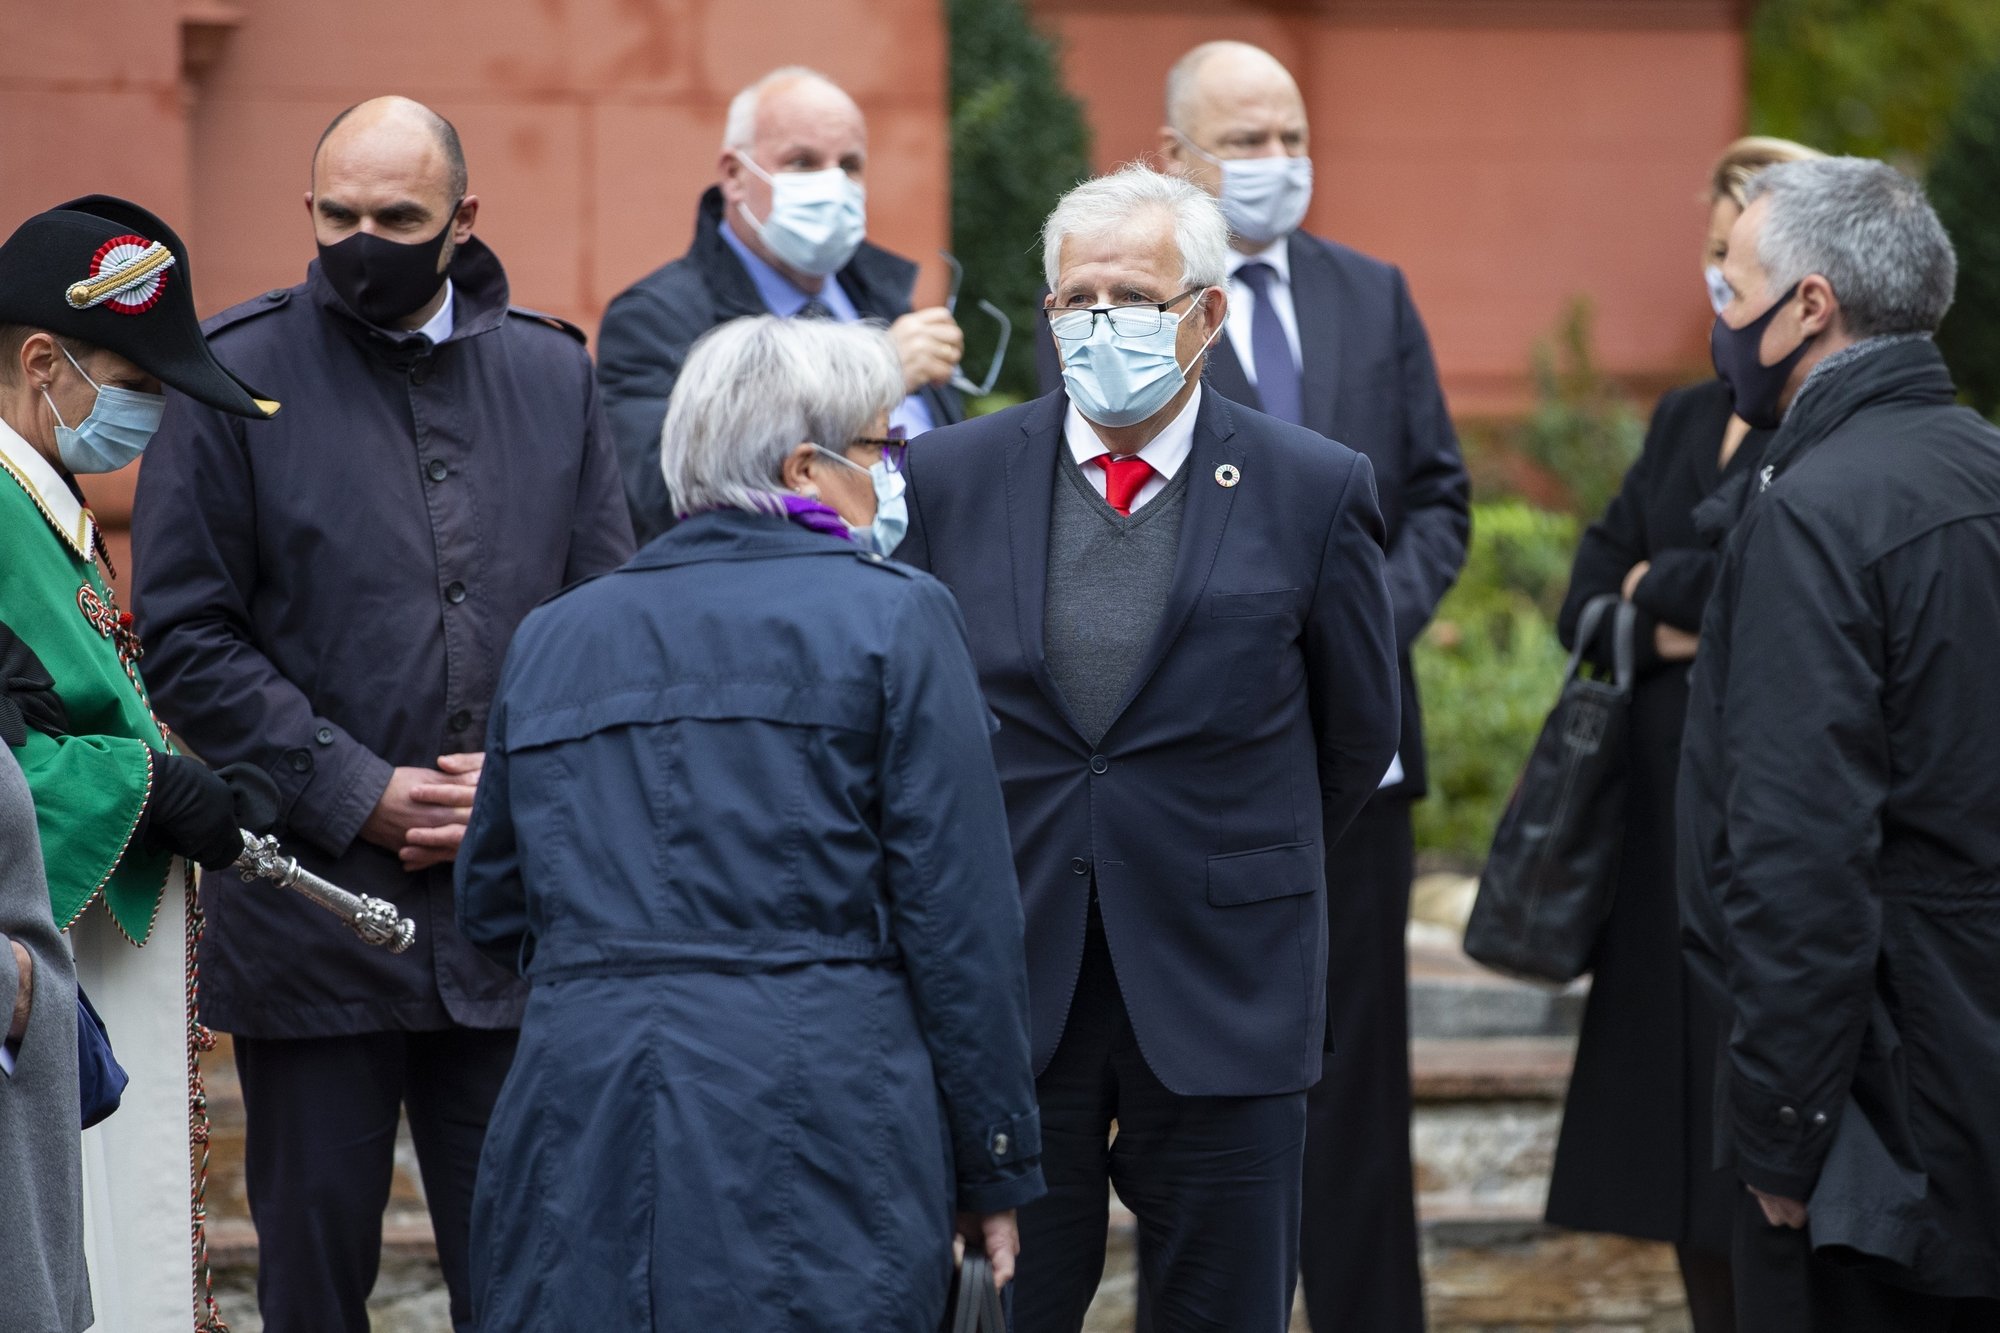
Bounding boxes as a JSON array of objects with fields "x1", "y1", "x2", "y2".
[
  {"x1": 1710, "y1": 279, "x2": 1815, "y2": 430},
  {"x1": 316, "y1": 202, "x2": 459, "y2": 328}
]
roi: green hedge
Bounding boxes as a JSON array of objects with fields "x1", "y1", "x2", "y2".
[{"x1": 1412, "y1": 501, "x2": 1578, "y2": 869}]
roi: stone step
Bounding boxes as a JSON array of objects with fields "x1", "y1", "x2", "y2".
[{"x1": 1409, "y1": 922, "x2": 1587, "y2": 1042}]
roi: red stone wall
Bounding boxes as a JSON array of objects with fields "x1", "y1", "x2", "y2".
[
  {"x1": 1031, "y1": 0, "x2": 1748, "y2": 414},
  {"x1": 0, "y1": 0, "x2": 953, "y2": 578}
]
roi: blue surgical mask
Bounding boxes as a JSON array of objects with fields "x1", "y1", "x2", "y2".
[
  {"x1": 813, "y1": 446, "x2": 909, "y2": 556},
  {"x1": 736, "y1": 153, "x2": 867, "y2": 278},
  {"x1": 42, "y1": 344, "x2": 166, "y2": 474},
  {"x1": 1054, "y1": 297, "x2": 1221, "y2": 429},
  {"x1": 859, "y1": 461, "x2": 908, "y2": 556},
  {"x1": 1176, "y1": 132, "x2": 1313, "y2": 246}
]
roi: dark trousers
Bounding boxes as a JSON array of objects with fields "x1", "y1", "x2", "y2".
[
  {"x1": 234, "y1": 1026, "x2": 519, "y2": 1333},
  {"x1": 1299, "y1": 797, "x2": 1426, "y2": 1332},
  {"x1": 1733, "y1": 1191, "x2": 2000, "y2": 1332},
  {"x1": 1013, "y1": 903, "x2": 1306, "y2": 1333}
]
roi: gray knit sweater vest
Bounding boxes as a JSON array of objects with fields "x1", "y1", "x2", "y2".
[{"x1": 1043, "y1": 444, "x2": 1190, "y2": 745}]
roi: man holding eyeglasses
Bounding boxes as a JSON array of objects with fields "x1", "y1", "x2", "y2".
[
  {"x1": 896, "y1": 165, "x2": 1399, "y2": 1331},
  {"x1": 597, "y1": 65, "x2": 968, "y2": 544}
]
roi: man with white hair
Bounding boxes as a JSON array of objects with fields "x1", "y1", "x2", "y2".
[
  {"x1": 1679, "y1": 157, "x2": 2000, "y2": 1329},
  {"x1": 897, "y1": 165, "x2": 1400, "y2": 1330},
  {"x1": 598, "y1": 65, "x2": 966, "y2": 542}
]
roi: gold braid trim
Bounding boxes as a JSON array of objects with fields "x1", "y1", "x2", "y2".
[{"x1": 65, "y1": 244, "x2": 175, "y2": 309}]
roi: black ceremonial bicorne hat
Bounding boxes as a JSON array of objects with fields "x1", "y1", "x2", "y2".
[{"x1": 0, "y1": 194, "x2": 278, "y2": 418}]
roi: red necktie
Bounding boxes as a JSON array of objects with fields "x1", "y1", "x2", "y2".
[{"x1": 1094, "y1": 454, "x2": 1155, "y2": 517}]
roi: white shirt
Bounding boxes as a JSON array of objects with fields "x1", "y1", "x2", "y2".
[
  {"x1": 0, "y1": 415, "x2": 95, "y2": 562},
  {"x1": 1224, "y1": 237, "x2": 1303, "y2": 387},
  {"x1": 413, "y1": 279, "x2": 456, "y2": 345},
  {"x1": 1064, "y1": 385, "x2": 1201, "y2": 512}
]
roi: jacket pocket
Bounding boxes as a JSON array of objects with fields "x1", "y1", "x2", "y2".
[
  {"x1": 1206, "y1": 840, "x2": 1320, "y2": 906},
  {"x1": 1209, "y1": 588, "x2": 1298, "y2": 619}
]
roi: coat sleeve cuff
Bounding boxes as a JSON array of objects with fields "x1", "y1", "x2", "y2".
[
  {"x1": 1730, "y1": 1071, "x2": 1835, "y2": 1195},
  {"x1": 278, "y1": 725, "x2": 393, "y2": 859},
  {"x1": 956, "y1": 1164, "x2": 1047, "y2": 1215}
]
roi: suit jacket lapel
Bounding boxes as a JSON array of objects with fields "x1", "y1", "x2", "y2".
[
  {"x1": 1288, "y1": 232, "x2": 1343, "y2": 438},
  {"x1": 1007, "y1": 394, "x2": 1087, "y2": 736},
  {"x1": 1103, "y1": 390, "x2": 1241, "y2": 733},
  {"x1": 1205, "y1": 332, "x2": 1261, "y2": 413}
]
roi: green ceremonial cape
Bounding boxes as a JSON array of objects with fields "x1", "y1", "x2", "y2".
[{"x1": 0, "y1": 422, "x2": 171, "y2": 942}]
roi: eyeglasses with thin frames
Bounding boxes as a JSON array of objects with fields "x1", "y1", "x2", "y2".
[
  {"x1": 1043, "y1": 288, "x2": 1206, "y2": 343},
  {"x1": 847, "y1": 424, "x2": 909, "y2": 473}
]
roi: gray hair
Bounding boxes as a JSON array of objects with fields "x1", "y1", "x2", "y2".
[
  {"x1": 722, "y1": 66, "x2": 850, "y2": 152},
  {"x1": 1041, "y1": 165, "x2": 1229, "y2": 291},
  {"x1": 661, "y1": 315, "x2": 904, "y2": 518},
  {"x1": 1747, "y1": 157, "x2": 1957, "y2": 337}
]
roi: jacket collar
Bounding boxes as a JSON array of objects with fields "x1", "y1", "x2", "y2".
[
  {"x1": 309, "y1": 234, "x2": 513, "y2": 359},
  {"x1": 0, "y1": 415, "x2": 94, "y2": 562},
  {"x1": 624, "y1": 507, "x2": 858, "y2": 572},
  {"x1": 689, "y1": 186, "x2": 919, "y2": 324},
  {"x1": 1694, "y1": 336, "x2": 1957, "y2": 547}
]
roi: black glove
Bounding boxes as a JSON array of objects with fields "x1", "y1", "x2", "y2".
[
  {"x1": 140, "y1": 755, "x2": 245, "y2": 871},
  {"x1": 216, "y1": 762, "x2": 280, "y2": 836},
  {"x1": 0, "y1": 621, "x2": 71, "y2": 748}
]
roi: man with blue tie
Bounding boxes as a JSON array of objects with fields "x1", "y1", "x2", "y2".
[
  {"x1": 897, "y1": 165, "x2": 1401, "y2": 1331},
  {"x1": 1158, "y1": 41, "x2": 1470, "y2": 1333},
  {"x1": 596, "y1": 66, "x2": 966, "y2": 542}
]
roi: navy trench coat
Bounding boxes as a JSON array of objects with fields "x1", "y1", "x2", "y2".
[{"x1": 456, "y1": 512, "x2": 1045, "y2": 1331}]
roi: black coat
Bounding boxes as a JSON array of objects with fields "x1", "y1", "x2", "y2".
[
  {"x1": 897, "y1": 389, "x2": 1401, "y2": 1097},
  {"x1": 1680, "y1": 339, "x2": 2000, "y2": 1296},
  {"x1": 1035, "y1": 230, "x2": 1467, "y2": 798},
  {"x1": 1544, "y1": 378, "x2": 1769, "y2": 1251},
  {"x1": 133, "y1": 239, "x2": 635, "y2": 1038},
  {"x1": 597, "y1": 186, "x2": 964, "y2": 543}
]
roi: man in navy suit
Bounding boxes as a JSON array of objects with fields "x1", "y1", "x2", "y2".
[
  {"x1": 898, "y1": 165, "x2": 1400, "y2": 1331},
  {"x1": 1160, "y1": 42, "x2": 1469, "y2": 1333}
]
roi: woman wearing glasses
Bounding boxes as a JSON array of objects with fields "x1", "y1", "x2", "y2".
[{"x1": 456, "y1": 315, "x2": 1043, "y2": 1331}]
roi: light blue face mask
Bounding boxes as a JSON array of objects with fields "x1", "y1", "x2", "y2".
[
  {"x1": 42, "y1": 344, "x2": 166, "y2": 474},
  {"x1": 1053, "y1": 295, "x2": 1221, "y2": 429},
  {"x1": 736, "y1": 152, "x2": 868, "y2": 279},
  {"x1": 815, "y1": 446, "x2": 909, "y2": 556}
]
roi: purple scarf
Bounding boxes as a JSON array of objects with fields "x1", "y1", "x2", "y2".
[
  {"x1": 675, "y1": 495, "x2": 854, "y2": 542},
  {"x1": 779, "y1": 494, "x2": 854, "y2": 541}
]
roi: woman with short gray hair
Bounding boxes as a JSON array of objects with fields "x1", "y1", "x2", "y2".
[{"x1": 458, "y1": 314, "x2": 1044, "y2": 1329}]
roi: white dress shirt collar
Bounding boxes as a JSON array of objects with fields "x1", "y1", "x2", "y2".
[
  {"x1": 1227, "y1": 235, "x2": 1292, "y2": 285},
  {"x1": 413, "y1": 279, "x2": 456, "y2": 345},
  {"x1": 0, "y1": 414, "x2": 93, "y2": 562},
  {"x1": 1064, "y1": 385, "x2": 1201, "y2": 511}
]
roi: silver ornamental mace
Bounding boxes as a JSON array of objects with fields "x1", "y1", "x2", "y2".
[{"x1": 232, "y1": 831, "x2": 417, "y2": 954}]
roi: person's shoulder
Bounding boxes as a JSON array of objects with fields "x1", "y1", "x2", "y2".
[
  {"x1": 1293, "y1": 229, "x2": 1397, "y2": 286},
  {"x1": 1211, "y1": 391, "x2": 1362, "y2": 479},
  {"x1": 912, "y1": 396, "x2": 1048, "y2": 464},
  {"x1": 503, "y1": 305, "x2": 588, "y2": 347},
  {"x1": 200, "y1": 284, "x2": 306, "y2": 344}
]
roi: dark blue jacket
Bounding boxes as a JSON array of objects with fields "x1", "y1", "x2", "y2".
[
  {"x1": 1036, "y1": 230, "x2": 1468, "y2": 798},
  {"x1": 456, "y1": 512, "x2": 1044, "y2": 1330},
  {"x1": 897, "y1": 389, "x2": 1400, "y2": 1097},
  {"x1": 134, "y1": 239, "x2": 634, "y2": 1037}
]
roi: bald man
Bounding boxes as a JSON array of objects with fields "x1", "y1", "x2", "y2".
[
  {"x1": 133, "y1": 96, "x2": 633, "y2": 1333},
  {"x1": 1155, "y1": 41, "x2": 1467, "y2": 1333},
  {"x1": 598, "y1": 65, "x2": 967, "y2": 543}
]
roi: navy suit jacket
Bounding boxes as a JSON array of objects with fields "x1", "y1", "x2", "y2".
[
  {"x1": 1034, "y1": 230, "x2": 1467, "y2": 796},
  {"x1": 897, "y1": 388, "x2": 1400, "y2": 1096}
]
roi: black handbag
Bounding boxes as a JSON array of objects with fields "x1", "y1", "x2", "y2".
[
  {"x1": 1464, "y1": 593, "x2": 1635, "y2": 985},
  {"x1": 944, "y1": 1253, "x2": 1006, "y2": 1333}
]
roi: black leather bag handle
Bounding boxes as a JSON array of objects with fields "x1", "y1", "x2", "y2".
[
  {"x1": 948, "y1": 1254, "x2": 1005, "y2": 1333},
  {"x1": 1565, "y1": 593, "x2": 1639, "y2": 695}
]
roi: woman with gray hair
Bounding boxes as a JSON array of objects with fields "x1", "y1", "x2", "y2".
[{"x1": 456, "y1": 315, "x2": 1044, "y2": 1330}]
